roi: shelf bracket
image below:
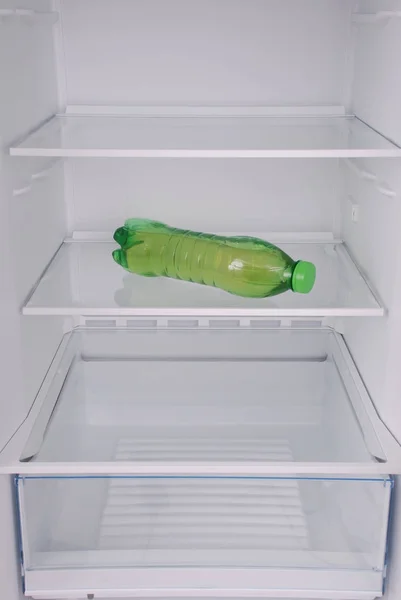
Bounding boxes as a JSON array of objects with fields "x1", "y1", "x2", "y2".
[
  {"x1": 12, "y1": 159, "x2": 61, "y2": 198},
  {"x1": 352, "y1": 10, "x2": 401, "y2": 25},
  {"x1": 344, "y1": 159, "x2": 397, "y2": 199},
  {"x1": 0, "y1": 8, "x2": 58, "y2": 24}
]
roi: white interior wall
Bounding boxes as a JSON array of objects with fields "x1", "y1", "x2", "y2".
[
  {"x1": 345, "y1": 1, "x2": 401, "y2": 468},
  {"x1": 342, "y1": 3, "x2": 401, "y2": 598},
  {"x1": 68, "y1": 158, "x2": 339, "y2": 234},
  {"x1": 62, "y1": 0, "x2": 353, "y2": 234},
  {"x1": 341, "y1": 158, "x2": 401, "y2": 428},
  {"x1": 0, "y1": 2, "x2": 66, "y2": 598},
  {"x1": 0, "y1": 0, "x2": 64, "y2": 446},
  {"x1": 352, "y1": 0, "x2": 401, "y2": 144},
  {"x1": 59, "y1": 0, "x2": 354, "y2": 108},
  {"x1": 341, "y1": 164, "x2": 401, "y2": 600}
]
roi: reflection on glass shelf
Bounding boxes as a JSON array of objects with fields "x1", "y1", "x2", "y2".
[
  {"x1": 19, "y1": 328, "x2": 391, "y2": 473},
  {"x1": 10, "y1": 114, "x2": 401, "y2": 158},
  {"x1": 23, "y1": 236, "x2": 383, "y2": 317}
]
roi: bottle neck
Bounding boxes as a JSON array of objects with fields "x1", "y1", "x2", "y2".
[
  {"x1": 289, "y1": 261, "x2": 299, "y2": 291},
  {"x1": 284, "y1": 263, "x2": 296, "y2": 289}
]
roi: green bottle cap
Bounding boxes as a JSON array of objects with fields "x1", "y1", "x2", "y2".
[{"x1": 291, "y1": 261, "x2": 316, "y2": 294}]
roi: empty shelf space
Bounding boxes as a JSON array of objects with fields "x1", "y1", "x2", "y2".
[
  {"x1": 3, "y1": 327, "x2": 401, "y2": 476},
  {"x1": 23, "y1": 236, "x2": 384, "y2": 318},
  {"x1": 10, "y1": 113, "x2": 401, "y2": 158}
]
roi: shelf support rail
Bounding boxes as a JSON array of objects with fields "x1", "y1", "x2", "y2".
[
  {"x1": 344, "y1": 159, "x2": 397, "y2": 199},
  {"x1": 352, "y1": 10, "x2": 401, "y2": 24},
  {"x1": 12, "y1": 160, "x2": 61, "y2": 198},
  {"x1": 0, "y1": 8, "x2": 58, "y2": 24}
]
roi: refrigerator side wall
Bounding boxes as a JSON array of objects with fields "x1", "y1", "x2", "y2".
[
  {"x1": 0, "y1": 1, "x2": 66, "y2": 599},
  {"x1": 344, "y1": 1, "x2": 401, "y2": 442},
  {"x1": 343, "y1": 2, "x2": 401, "y2": 598}
]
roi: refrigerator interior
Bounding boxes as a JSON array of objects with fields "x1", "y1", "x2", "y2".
[{"x1": 1, "y1": 0, "x2": 401, "y2": 599}]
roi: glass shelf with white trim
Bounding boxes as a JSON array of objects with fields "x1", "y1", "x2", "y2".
[
  {"x1": 10, "y1": 112, "x2": 401, "y2": 159},
  {"x1": 23, "y1": 233, "x2": 384, "y2": 318}
]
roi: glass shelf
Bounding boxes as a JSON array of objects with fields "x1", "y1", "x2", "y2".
[
  {"x1": 23, "y1": 236, "x2": 383, "y2": 318},
  {"x1": 10, "y1": 114, "x2": 401, "y2": 158},
  {"x1": 2, "y1": 327, "x2": 401, "y2": 476}
]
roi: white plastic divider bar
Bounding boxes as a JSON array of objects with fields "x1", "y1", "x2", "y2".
[
  {"x1": 80, "y1": 317, "x2": 324, "y2": 329},
  {"x1": 26, "y1": 549, "x2": 380, "y2": 571},
  {"x1": 23, "y1": 566, "x2": 384, "y2": 600},
  {"x1": 65, "y1": 105, "x2": 347, "y2": 117},
  {"x1": 1, "y1": 329, "x2": 401, "y2": 475}
]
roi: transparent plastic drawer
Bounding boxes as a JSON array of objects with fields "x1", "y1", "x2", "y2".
[{"x1": 17, "y1": 474, "x2": 392, "y2": 599}]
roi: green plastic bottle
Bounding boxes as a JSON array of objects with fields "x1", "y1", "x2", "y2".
[{"x1": 112, "y1": 219, "x2": 316, "y2": 298}]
